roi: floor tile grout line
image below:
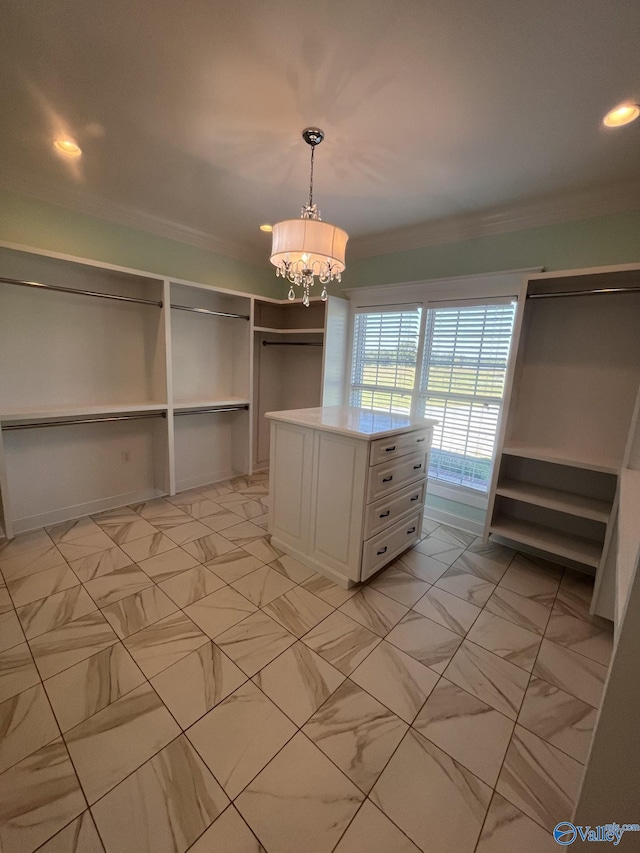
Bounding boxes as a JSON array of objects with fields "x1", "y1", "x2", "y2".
[
  {"x1": 0, "y1": 484, "x2": 605, "y2": 852},
  {"x1": 32, "y1": 655, "x2": 97, "y2": 851},
  {"x1": 2, "y1": 522, "x2": 503, "y2": 779},
  {"x1": 467, "y1": 550, "x2": 563, "y2": 852},
  {"x1": 182, "y1": 802, "x2": 264, "y2": 853},
  {"x1": 471, "y1": 565, "x2": 570, "y2": 845}
]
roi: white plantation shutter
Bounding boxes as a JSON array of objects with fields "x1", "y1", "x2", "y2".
[
  {"x1": 349, "y1": 299, "x2": 515, "y2": 493},
  {"x1": 418, "y1": 302, "x2": 515, "y2": 492},
  {"x1": 350, "y1": 308, "x2": 421, "y2": 415}
]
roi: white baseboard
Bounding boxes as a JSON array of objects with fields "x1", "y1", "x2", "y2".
[
  {"x1": 423, "y1": 507, "x2": 484, "y2": 537},
  {"x1": 12, "y1": 488, "x2": 165, "y2": 534},
  {"x1": 175, "y1": 468, "x2": 238, "y2": 492}
]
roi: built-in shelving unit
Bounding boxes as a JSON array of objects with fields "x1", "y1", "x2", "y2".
[
  {"x1": 0, "y1": 243, "x2": 351, "y2": 538},
  {"x1": 169, "y1": 281, "x2": 252, "y2": 492},
  {"x1": 486, "y1": 265, "x2": 640, "y2": 621},
  {"x1": 252, "y1": 296, "x2": 349, "y2": 470}
]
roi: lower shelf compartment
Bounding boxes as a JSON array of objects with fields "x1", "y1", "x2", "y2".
[
  {"x1": 495, "y1": 480, "x2": 612, "y2": 523},
  {"x1": 490, "y1": 515, "x2": 603, "y2": 567}
]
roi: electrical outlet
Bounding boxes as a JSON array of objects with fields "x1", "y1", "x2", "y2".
[{"x1": 122, "y1": 450, "x2": 131, "y2": 463}]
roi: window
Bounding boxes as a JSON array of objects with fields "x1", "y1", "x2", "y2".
[
  {"x1": 350, "y1": 308, "x2": 421, "y2": 415},
  {"x1": 418, "y1": 302, "x2": 515, "y2": 491},
  {"x1": 350, "y1": 300, "x2": 515, "y2": 493}
]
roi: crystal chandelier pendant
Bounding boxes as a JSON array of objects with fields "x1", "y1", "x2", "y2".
[
  {"x1": 269, "y1": 128, "x2": 348, "y2": 306},
  {"x1": 287, "y1": 287, "x2": 295, "y2": 301}
]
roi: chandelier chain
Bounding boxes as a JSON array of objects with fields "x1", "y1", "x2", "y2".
[{"x1": 309, "y1": 144, "x2": 315, "y2": 210}]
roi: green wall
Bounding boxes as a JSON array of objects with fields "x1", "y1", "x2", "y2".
[
  {"x1": 342, "y1": 210, "x2": 640, "y2": 288},
  {"x1": 2, "y1": 188, "x2": 638, "y2": 297},
  {"x1": 0, "y1": 188, "x2": 279, "y2": 297}
]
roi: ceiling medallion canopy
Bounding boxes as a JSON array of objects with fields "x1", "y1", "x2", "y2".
[{"x1": 270, "y1": 128, "x2": 348, "y2": 306}]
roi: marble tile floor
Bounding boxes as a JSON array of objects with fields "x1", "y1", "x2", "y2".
[{"x1": 0, "y1": 474, "x2": 614, "y2": 853}]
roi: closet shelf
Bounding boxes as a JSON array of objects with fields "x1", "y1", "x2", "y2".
[
  {"x1": 502, "y1": 444, "x2": 619, "y2": 475},
  {"x1": 490, "y1": 515, "x2": 603, "y2": 567},
  {"x1": 0, "y1": 403, "x2": 168, "y2": 422},
  {"x1": 495, "y1": 480, "x2": 612, "y2": 523},
  {"x1": 172, "y1": 398, "x2": 250, "y2": 411},
  {"x1": 254, "y1": 326, "x2": 324, "y2": 334}
]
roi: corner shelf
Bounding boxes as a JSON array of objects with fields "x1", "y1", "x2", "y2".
[
  {"x1": 495, "y1": 479, "x2": 612, "y2": 523},
  {"x1": 490, "y1": 515, "x2": 603, "y2": 567}
]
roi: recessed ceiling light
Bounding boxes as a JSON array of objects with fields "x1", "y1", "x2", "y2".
[
  {"x1": 602, "y1": 103, "x2": 640, "y2": 128},
  {"x1": 53, "y1": 137, "x2": 82, "y2": 157},
  {"x1": 259, "y1": 224, "x2": 273, "y2": 232}
]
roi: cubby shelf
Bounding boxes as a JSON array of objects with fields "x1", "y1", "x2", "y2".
[
  {"x1": 495, "y1": 479, "x2": 612, "y2": 523},
  {"x1": 502, "y1": 444, "x2": 619, "y2": 475},
  {"x1": 490, "y1": 515, "x2": 603, "y2": 567}
]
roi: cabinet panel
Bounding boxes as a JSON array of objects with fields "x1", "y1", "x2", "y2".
[
  {"x1": 269, "y1": 423, "x2": 314, "y2": 551},
  {"x1": 310, "y1": 432, "x2": 368, "y2": 579}
]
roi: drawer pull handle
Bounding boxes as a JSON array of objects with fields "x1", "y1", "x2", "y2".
[
  {"x1": 416, "y1": 437, "x2": 426, "y2": 442},
  {"x1": 410, "y1": 494, "x2": 419, "y2": 501},
  {"x1": 413, "y1": 464, "x2": 422, "y2": 470},
  {"x1": 385, "y1": 445, "x2": 397, "y2": 452},
  {"x1": 377, "y1": 546, "x2": 388, "y2": 555},
  {"x1": 382, "y1": 475, "x2": 393, "y2": 482},
  {"x1": 379, "y1": 510, "x2": 391, "y2": 518},
  {"x1": 407, "y1": 526, "x2": 416, "y2": 534}
]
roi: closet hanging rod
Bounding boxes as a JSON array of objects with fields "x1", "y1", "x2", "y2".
[
  {"x1": 262, "y1": 341, "x2": 323, "y2": 347},
  {"x1": 2, "y1": 412, "x2": 167, "y2": 431},
  {"x1": 171, "y1": 303, "x2": 250, "y2": 320},
  {"x1": 0, "y1": 276, "x2": 163, "y2": 307},
  {"x1": 174, "y1": 405, "x2": 249, "y2": 415},
  {"x1": 527, "y1": 286, "x2": 640, "y2": 300}
]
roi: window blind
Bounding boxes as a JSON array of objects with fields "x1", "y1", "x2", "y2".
[
  {"x1": 418, "y1": 303, "x2": 515, "y2": 491},
  {"x1": 350, "y1": 308, "x2": 421, "y2": 415}
]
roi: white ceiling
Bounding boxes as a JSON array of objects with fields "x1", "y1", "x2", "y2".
[{"x1": 1, "y1": 0, "x2": 639, "y2": 263}]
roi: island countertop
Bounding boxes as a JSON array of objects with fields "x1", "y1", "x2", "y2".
[{"x1": 265, "y1": 405, "x2": 438, "y2": 440}]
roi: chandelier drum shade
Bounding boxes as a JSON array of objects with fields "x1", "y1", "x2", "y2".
[{"x1": 270, "y1": 128, "x2": 348, "y2": 306}]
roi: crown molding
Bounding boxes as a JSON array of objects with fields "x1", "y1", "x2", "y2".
[
  {"x1": 348, "y1": 181, "x2": 640, "y2": 260},
  {"x1": 3, "y1": 169, "x2": 639, "y2": 267},
  {"x1": 0, "y1": 170, "x2": 266, "y2": 266}
]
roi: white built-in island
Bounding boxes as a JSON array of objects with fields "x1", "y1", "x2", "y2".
[{"x1": 265, "y1": 406, "x2": 438, "y2": 587}]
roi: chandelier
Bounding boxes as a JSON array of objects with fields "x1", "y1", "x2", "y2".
[{"x1": 270, "y1": 128, "x2": 348, "y2": 306}]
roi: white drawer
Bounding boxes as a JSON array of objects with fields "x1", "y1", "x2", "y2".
[
  {"x1": 361, "y1": 509, "x2": 423, "y2": 581},
  {"x1": 366, "y1": 450, "x2": 428, "y2": 503},
  {"x1": 364, "y1": 480, "x2": 426, "y2": 539},
  {"x1": 369, "y1": 427, "x2": 432, "y2": 466}
]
